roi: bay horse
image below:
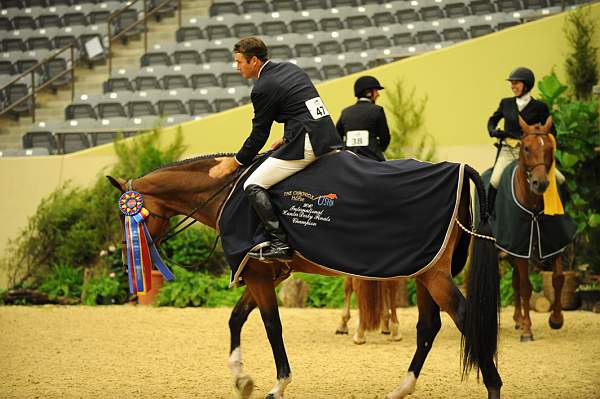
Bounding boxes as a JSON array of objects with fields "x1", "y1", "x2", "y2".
[
  {"x1": 107, "y1": 154, "x2": 502, "y2": 399},
  {"x1": 505, "y1": 117, "x2": 566, "y2": 341},
  {"x1": 335, "y1": 277, "x2": 404, "y2": 344}
]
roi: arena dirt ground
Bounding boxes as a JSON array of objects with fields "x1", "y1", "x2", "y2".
[{"x1": 1, "y1": 305, "x2": 599, "y2": 399}]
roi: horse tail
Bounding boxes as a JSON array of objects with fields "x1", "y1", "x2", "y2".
[
  {"x1": 354, "y1": 279, "x2": 385, "y2": 331},
  {"x1": 461, "y1": 164, "x2": 500, "y2": 378}
]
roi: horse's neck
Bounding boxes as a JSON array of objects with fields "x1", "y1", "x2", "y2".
[
  {"x1": 139, "y1": 162, "x2": 231, "y2": 228},
  {"x1": 514, "y1": 165, "x2": 542, "y2": 212}
]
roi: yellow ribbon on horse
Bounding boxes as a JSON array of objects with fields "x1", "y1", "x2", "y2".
[{"x1": 543, "y1": 134, "x2": 564, "y2": 215}]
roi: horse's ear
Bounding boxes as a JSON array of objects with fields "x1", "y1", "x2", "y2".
[
  {"x1": 106, "y1": 176, "x2": 126, "y2": 193},
  {"x1": 518, "y1": 116, "x2": 531, "y2": 134},
  {"x1": 541, "y1": 115, "x2": 553, "y2": 133}
]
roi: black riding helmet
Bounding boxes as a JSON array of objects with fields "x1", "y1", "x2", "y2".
[
  {"x1": 507, "y1": 67, "x2": 535, "y2": 95},
  {"x1": 354, "y1": 75, "x2": 384, "y2": 98}
]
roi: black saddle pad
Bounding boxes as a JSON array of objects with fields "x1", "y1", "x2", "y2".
[
  {"x1": 481, "y1": 161, "x2": 576, "y2": 259},
  {"x1": 218, "y1": 151, "x2": 465, "y2": 287}
]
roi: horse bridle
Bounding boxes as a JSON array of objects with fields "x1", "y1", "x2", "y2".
[
  {"x1": 125, "y1": 170, "x2": 242, "y2": 244},
  {"x1": 519, "y1": 132, "x2": 554, "y2": 183}
]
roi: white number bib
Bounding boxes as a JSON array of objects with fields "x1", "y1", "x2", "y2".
[
  {"x1": 346, "y1": 130, "x2": 369, "y2": 147},
  {"x1": 305, "y1": 96, "x2": 330, "y2": 120}
]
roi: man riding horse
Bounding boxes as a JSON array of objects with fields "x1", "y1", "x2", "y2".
[
  {"x1": 486, "y1": 67, "x2": 565, "y2": 213},
  {"x1": 211, "y1": 36, "x2": 341, "y2": 261}
]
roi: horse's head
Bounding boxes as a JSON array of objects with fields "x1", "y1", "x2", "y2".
[
  {"x1": 106, "y1": 175, "x2": 173, "y2": 245},
  {"x1": 517, "y1": 116, "x2": 555, "y2": 195}
]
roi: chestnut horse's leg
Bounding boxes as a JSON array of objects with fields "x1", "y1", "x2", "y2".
[
  {"x1": 244, "y1": 263, "x2": 292, "y2": 399},
  {"x1": 511, "y1": 260, "x2": 523, "y2": 330},
  {"x1": 387, "y1": 280, "x2": 402, "y2": 341},
  {"x1": 381, "y1": 282, "x2": 391, "y2": 335},
  {"x1": 514, "y1": 259, "x2": 534, "y2": 341},
  {"x1": 228, "y1": 288, "x2": 257, "y2": 399},
  {"x1": 385, "y1": 280, "x2": 440, "y2": 399},
  {"x1": 335, "y1": 276, "x2": 353, "y2": 335},
  {"x1": 549, "y1": 255, "x2": 565, "y2": 329}
]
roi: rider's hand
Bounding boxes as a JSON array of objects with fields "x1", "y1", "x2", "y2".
[
  {"x1": 490, "y1": 129, "x2": 506, "y2": 138},
  {"x1": 270, "y1": 138, "x2": 285, "y2": 151},
  {"x1": 210, "y1": 157, "x2": 240, "y2": 178}
]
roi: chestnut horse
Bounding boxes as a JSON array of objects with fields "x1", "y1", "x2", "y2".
[
  {"x1": 504, "y1": 117, "x2": 566, "y2": 341},
  {"x1": 335, "y1": 278, "x2": 404, "y2": 344},
  {"x1": 107, "y1": 155, "x2": 502, "y2": 399}
]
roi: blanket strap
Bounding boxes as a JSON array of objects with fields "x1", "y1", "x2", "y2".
[{"x1": 455, "y1": 218, "x2": 496, "y2": 242}]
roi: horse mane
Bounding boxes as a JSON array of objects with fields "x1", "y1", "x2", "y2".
[{"x1": 140, "y1": 152, "x2": 237, "y2": 177}]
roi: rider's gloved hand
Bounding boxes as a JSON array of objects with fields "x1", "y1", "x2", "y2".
[{"x1": 489, "y1": 129, "x2": 507, "y2": 139}]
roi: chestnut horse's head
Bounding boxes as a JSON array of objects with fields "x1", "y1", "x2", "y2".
[{"x1": 517, "y1": 116, "x2": 555, "y2": 196}]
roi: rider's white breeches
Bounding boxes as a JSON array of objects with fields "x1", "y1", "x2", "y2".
[
  {"x1": 244, "y1": 134, "x2": 317, "y2": 190},
  {"x1": 490, "y1": 145, "x2": 565, "y2": 188}
]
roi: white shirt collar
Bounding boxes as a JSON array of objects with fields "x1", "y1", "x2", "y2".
[
  {"x1": 257, "y1": 60, "x2": 271, "y2": 79},
  {"x1": 516, "y1": 93, "x2": 531, "y2": 112},
  {"x1": 358, "y1": 97, "x2": 372, "y2": 103}
]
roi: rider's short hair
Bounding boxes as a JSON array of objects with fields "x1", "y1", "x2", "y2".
[{"x1": 234, "y1": 37, "x2": 269, "y2": 63}]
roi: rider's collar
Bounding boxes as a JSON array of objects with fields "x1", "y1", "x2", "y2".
[
  {"x1": 257, "y1": 60, "x2": 271, "y2": 79},
  {"x1": 358, "y1": 97, "x2": 372, "y2": 103},
  {"x1": 516, "y1": 93, "x2": 531, "y2": 111}
]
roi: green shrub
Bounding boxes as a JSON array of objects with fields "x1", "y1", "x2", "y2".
[
  {"x1": 82, "y1": 271, "x2": 128, "y2": 305},
  {"x1": 564, "y1": 6, "x2": 598, "y2": 101},
  {"x1": 293, "y1": 274, "x2": 346, "y2": 308},
  {"x1": 157, "y1": 267, "x2": 243, "y2": 307},
  {"x1": 539, "y1": 74, "x2": 600, "y2": 271},
  {"x1": 160, "y1": 226, "x2": 227, "y2": 275},
  {"x1": 39, "y1": 263, "x2": 83, "y2": 299},
  {"x1": 499, "y1": 268, "x2": 543, "y2": 307}
]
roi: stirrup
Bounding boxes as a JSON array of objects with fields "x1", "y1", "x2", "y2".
[{"x1": 248, "y1": 241, "x2": 293, "y2": 261}]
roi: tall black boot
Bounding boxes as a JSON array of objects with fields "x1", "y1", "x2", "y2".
[
  {"x1": 487, "y1": 186, "x2": 497, "y2": 217},
  {"x1": 245, "y1": 184, "x2": 293, "y2": 261}
]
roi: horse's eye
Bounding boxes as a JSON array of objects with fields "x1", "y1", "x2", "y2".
[{"x1": 523, "y1": 146, "x2": 529, "y2": 153}]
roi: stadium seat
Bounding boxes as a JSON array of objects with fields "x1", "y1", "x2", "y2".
[{"x1": 272, "y1": 0, "x2": 299, "y2": 11}]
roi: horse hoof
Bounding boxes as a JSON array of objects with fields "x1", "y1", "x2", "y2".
[
  {"x1": 514, "y1": 323, "x2": 521, "y2": 330},
  {"x1": 235, "y1": 375, "x2": 254, "y2": 399},
  {"x1": 520, "y1": 334, "x2": 534, "y2": 342},
  {"x1": 549, "y1": 315, "x2": 564, "y2": 330},
  {"x1": 353, "y1": 337, "x2": 366, "y2": 345},
  {"x1": 335, "y1": 330, "x2": 348, "y2": 335},
  {"x1": 381, "y1": 330, "x2": 391, "y2": 335}
]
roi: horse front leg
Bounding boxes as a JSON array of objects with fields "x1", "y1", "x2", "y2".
[
  {"x1": 245, "y1": 267, "x2": 292, "y2": 399},
  {"x1": 335, "y1": 276, "x2": 353, "y2": 335},
  {"x1": 549, "y1": 256, "x2": 565, "y2": 329},
  {"x1": 514, "y1": 259, "x2": 534, "y2": 341},
  {"x1": 511, "y1": 260, "x2": 523, "y2": 330},
  {"x1": 228, "y1": 288, "x2": 257, "y2": 399},
  {"x1": 381, "y1": 281, "x2": 392, "y2": 335}
]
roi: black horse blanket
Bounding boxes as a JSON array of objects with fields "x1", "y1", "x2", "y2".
[
  {"x1": 218, "y1": 151, "x2": 465, "y2": 287},
  {"x1": 482, "y1": 161, "x2": 576, "y2": 260}
]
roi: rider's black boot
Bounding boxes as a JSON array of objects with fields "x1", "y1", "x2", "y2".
[
  {"x1": 245, "y1": 184, "x2": 293, "y2": 261},
  {"x1": 487, "y1": 186, "x2": 497, "y2": 216}
]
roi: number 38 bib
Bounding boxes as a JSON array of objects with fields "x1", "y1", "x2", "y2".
[{"x1": 305, "y1": 96, "x2": 330, "y2": 120}]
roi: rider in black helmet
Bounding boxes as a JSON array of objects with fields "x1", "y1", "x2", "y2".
[
  {"x1": 336, "y1": 76, "x2": 391, "y2": 162},
  {"x1": 486, "y1": 67, "x2": 564, "y2": 213}
]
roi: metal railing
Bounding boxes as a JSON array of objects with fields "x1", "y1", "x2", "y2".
[
  {"x1": 107, "y1": 0, "x2": 182, "y2": 75},
  {"x1": 0, "y1": 44, "x2": 76, "y2": 122}
]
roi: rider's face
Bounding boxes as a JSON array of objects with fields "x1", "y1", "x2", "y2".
[
  {"x1": 510, "y1": 80, "x2": 524, "y2": 97},
  {"x1": 235, "y1": 53, "x2": 260, "y2": 79},
  {"x1": 371, "y1": 89, "x2": 380, "y2": 102}
]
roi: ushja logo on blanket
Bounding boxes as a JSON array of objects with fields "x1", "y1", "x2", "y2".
[{"x1": 283, "y1": 190, "x2": 338, "y2": 207}]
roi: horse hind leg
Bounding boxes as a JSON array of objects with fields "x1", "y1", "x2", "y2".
[
  {"x1": 335, "y1": 277, "x2": 353, "y2": 335},
  {"x1": 381, "y1": 282, "x2": 391, "y2": 335},
  {"x1": 228, "y1": 288, "x2": 257, "y2": 399},
  {"x1": 385, "y1": 280, "x2": 440, "y2": 399},
  {"x1": 549, "y1": 256, "x2": 565, "y2": 329},
  {"x1": 388, "y1": 280, "x2": 403, "y2": 341}
]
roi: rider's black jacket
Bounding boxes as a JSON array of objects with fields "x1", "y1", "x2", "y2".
[
  {"x1": 336, "y1": 99, "x2": 391, "y2": 162},
  {"x1": 487, "y1": 97, "x2": 555, "y2": 140},
  {"x1": 235, "y1": 61, "x2": 341, "y2": 166}
]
